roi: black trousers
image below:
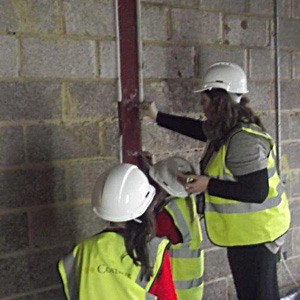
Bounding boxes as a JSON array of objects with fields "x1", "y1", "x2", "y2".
[{"x1": 227, "y1": 244, "x2": 280, "y2": 300}]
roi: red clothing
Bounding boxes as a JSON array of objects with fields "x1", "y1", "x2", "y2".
[
  {"x1": 156, "y1": 210, "x2": 182, "y2": 244},
  {"x1": 150, "y1": 251, "x2": 177, "y2": 300}
]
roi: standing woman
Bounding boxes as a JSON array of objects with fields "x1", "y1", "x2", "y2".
[
  {"x1": 142, "y1": 62, "x2": 290, "y2": 300},
  {"x1": 58, "y1": 163, "x2": 177, "y2": 300}
]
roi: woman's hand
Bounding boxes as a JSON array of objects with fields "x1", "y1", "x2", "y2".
[
  {"x1": 140, "y1": 101, "x2": 158, "y2": 121},
  {"x1": 177, "y1": 173, "x2": 210, "y2": 194}
]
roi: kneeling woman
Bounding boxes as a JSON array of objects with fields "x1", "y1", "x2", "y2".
[{"x1": 58, "y1": 163, "x2": 177, "y2": 300}]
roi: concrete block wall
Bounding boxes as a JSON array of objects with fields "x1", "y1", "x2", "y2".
[
  {"x1": 0, "y1": 0, "x2": 299, "y2": 299},
  {"x1": 0, "y1": 0, "x2": 118, "y2": 299}
]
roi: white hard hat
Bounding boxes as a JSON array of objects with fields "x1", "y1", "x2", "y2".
[
  {"x1": 194, "y1": 62, "x2": 248, "y2": 95},
  {"x1": 92, "y1": 164, "x2": 156, "y2": 222},
  {"x1": 149, "y1": 156, "x2": 195, "y2": 198}
]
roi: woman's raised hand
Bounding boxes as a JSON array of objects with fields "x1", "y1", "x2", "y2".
[{"x1": 140, "y1": 101, "x2": 158, "y2": 121}]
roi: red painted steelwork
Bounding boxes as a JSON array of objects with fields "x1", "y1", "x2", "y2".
[{"x1": 117, "y1": 0, "x2": 142, "y2": 167}]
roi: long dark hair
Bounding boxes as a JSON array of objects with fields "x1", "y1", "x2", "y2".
[
  {"x1": 121, "y1": 208, "x2": 155, "y2": 281},
  {"x1": 202, "y1": 88, "x2": 266, "y2": 149}
]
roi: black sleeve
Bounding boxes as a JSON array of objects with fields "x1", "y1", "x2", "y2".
[
  {"x1": 156, "y1": 112, "x2": 207, "y2": 142},
  {"x1": 207, "y1": 168, "x2": 269, "y2": 203}
]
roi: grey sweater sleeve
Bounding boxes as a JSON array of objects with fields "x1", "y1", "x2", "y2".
[{"x1": 226, "y1": 131, "x2": 271, "y2": 176}]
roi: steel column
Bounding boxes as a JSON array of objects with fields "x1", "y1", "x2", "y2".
[{"x1": 117, "y1": 0, "x2": 142, "y2": 167}]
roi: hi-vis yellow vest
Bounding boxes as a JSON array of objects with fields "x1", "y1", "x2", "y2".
[
  {"x1": 164, "y1": 195, "x2": 204, "y2": 300},
  {"x1": 58, "y1": 232, "x2": 169, "y2": 300},
  {"x1": 204, "y1": 123, "x2": 290, "y2": 247}
]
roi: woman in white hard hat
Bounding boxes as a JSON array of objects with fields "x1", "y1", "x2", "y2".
[
  {"x1": 142, "y1": 62, "x2": 290, "y2": 300},
  {"x1": 148, "y1": 156, "x2": 204, "y2": 300},
  {"x1": 58, "y1": 163, "x2": 177, "y2": 300}
]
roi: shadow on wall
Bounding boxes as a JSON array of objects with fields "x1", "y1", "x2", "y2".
[{"x1": 0, "y1": 132, "x2": 107, "y2": 298}]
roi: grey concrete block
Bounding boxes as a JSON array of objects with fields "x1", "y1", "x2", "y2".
[
  {"x1": 22, "y1": 38, "x2": 97, "y2": 78},
  {"x1": 0, "y1": 213, "x2": 28, "y2": 254},
  {"x1": 204, "y1": 248, "x2": 231, "y2": 281},
  {"x1": 67, "y1": 160, "x2": 116, "y2": 201},
  {"x1": 171, "y1": 9, "x2": 221, "y2": 43},
  {"x1": 197, "y1": 46, "x2": 246, "y2": 78},
  {"x1": 0, "y1": 36, "x2": 18, "y2": 77},
  {"x1": 249, "y1": 0, "x2": 290, "y2": 16},
  {"x1": 142, "y1": 122, "x2": 201, "y2": 154},
  {"x1": 259, "y1": 112, "x2": 289, "y2": 142},
  {"x1": 289, "y1": 112, "x2": 300, "y2": 140},
  {"x1": 28, "y1": 247, "x2": 69, "y2": 290},
  {"x1": 0, "y1": 1, "x2": 16, "y2": 33},
  {"x1": 141, "y1": 4, "x2": 168, "y2": 41},
  {"x1": 144, "y1": 79, "x2": 203, "y2": 115},
  {"x1": 292, "y1": 0, "x2": 300, "y2": 18},
  {"x1": 167, "y1": 80, "x2": 203, "y2": 114},
  {"x1": 0, "y1": 126, "x2": 25, "y2": 166},
  {"x1": 143, "y1": 45, "x2": 194, "y2": 79},
  {"x1": 293, "y1": 52, "x2": 300, "y2": 79},
  {"x1": 290, "y1": 171, "x2": 300, "y2": 198},
  {"x1": 29, "y1": 204, "x2": 107, "y2": 247},
  {"x1": 224, "y1": 16, "x2": 269, "y2": 47},
  {"x1": 281, "y1": 81, "x2": 300, "y2": 110},
  {"x1": 66, "y1": 82, "x2": 117, "y2": 118},
  {"x1": 63, "y1": 0, "x2": 115, "y2": 36},
  {"x1": 200, "y1": 0, "x2": 247, "y2": 13},
  {"x1": 280, "y1": 229, "x2": 293, "y2": 259},
  {"x1": 293, "y1": 228, "x2": 300, "y2": 256},
  {"x1": 102, "y1": 121, "x2": 119, "y2": 157},
  {"x1": 141, "y1": 0, "x2": 194, "y2": 5},
  {"x1": 0, "y1": 82, "x2": 61, "y2": 121},
  {"x1": 249, "y1": 49, "x2": 291, "y2": 80},
  {"x1": 228, "y1": 277, "x2": 238, "y2": 300},
  {"x1": 277, "y1": 256, "x2": 300, "y2": 289},
  {"x1": 10, "y1": 296, "x2": 33, "y2": 300},
  {"x1": 26, "y1": 123, "x2": 99, "y2": 161},
  {"x1": 282, "y1": 142, "x2": 300, "y2": 171},
  {"x1": 203, "y1": 279, "x2": 228, "y2": 300},
  {"x1": 144, "y1": 81, "x2": 170, "y2": 113},
  {"x1": 145, "y1": 79, "x2": 202, "y2": 113},
  {"x1": 280, "y1": 19, "x2": 300, "y2": 49},
  {"x1": 0, "y1": 0, "x2": 60, "y2": 34},
  {"x1": 100, "y1": 40, "x2": 117, "y2": 78},
  {"x1": 0, "y1": 255, "x2": 30, "y2": 297},
  {"x1": 36, "y1": 288, "x2": 65, "y2": 300},
  {"x1": 247, "y1": 81, "x2": 275, "y2": 111},
  {"x1": 0, "y1": 247, "x2": 67, "y2": 297},
  {"x1": 0, "y1": 167, "x2": 65, "y2": 209}
]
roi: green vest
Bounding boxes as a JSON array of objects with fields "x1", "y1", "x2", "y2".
[
  {"x1": 58, "y1": 232, "x2": 169, "y2": 300},
  {"x1": 204, "y1": 123, "x2": 291, "y2": 246},
  {"x1": 164, "y1": 195, "x2": 204, "y2": 300}
]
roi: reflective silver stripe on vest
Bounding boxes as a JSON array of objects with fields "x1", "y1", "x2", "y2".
[
  {"x1": 206, "y1": 183, "x2": 284, "y2": 214},
  {"x1": 268, "y1": 165, "x2": 276, "y2": 178},
  {"x1": 61, "y1": 253, "x2": 79, "y2": 300},
  {"x1": 167, "y1": 201, "x2": 191, "y2": 243},
  {"x1": 170, "y1": 247, "x2": 202, "y2": 258},
  {"x1": 136, "y1": 237, "x2": 162, "y2": 289},
  {"x1": 146, "y1": 292, "x2": 157, "y2": 300},
  {"x1": 174, "y1": 276, "x2": 203, "y2": 290}
]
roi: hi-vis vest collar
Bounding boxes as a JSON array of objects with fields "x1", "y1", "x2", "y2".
[
  {"x1": 203, "y1": 123, "x2": 290, "y2": 247},
  {"x1": 58, "y1": 232, "x2": 169, "y2": 300},
  {"x1": 164, "y1": 196, "x2": 204, "y2": 300}
]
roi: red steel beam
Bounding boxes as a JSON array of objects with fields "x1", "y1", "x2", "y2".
[{"x1": 117, "y1": 0, "x2": 142, "y2": 167}]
